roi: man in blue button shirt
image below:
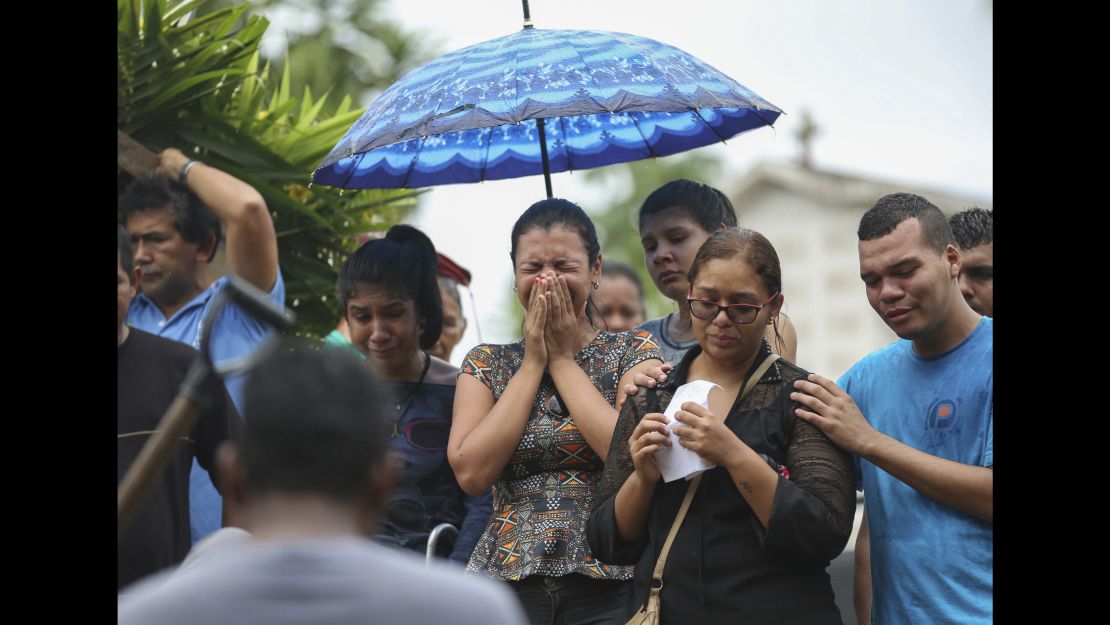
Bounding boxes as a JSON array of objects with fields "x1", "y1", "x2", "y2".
[
  {"x1": 122, "y1": 148, "x2": 284, "y2": 545},
  {"x1": 790, "y1": 193, "x2": 992, "y2": 625}
]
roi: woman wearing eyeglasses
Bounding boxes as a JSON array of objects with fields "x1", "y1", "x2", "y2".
[
  {"x1": 588, "y1": 227, "x2": 855, "y2": 625},
  {"x1": 338, "y1": 225, "x2": 491, "y2": 564}
]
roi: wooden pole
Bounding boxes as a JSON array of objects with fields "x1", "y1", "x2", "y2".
[{"x1": 117, "y1": 130, "x2": 158, "y2": 178}]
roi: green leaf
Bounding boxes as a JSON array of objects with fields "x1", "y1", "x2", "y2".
[
  {"x1": 133, "y1": 68, "x2": 247, "y2": 116},
  {"x1": 163, "y1": 0, "x2": 205, "y2": 25},
  {"x1": 296, "y1": 91, "x2": 328, "y2": 130},
  {"x1": 263, "y1": 98, "x2": 299, "y2": 125},
  {"x1": 119, "y1": 0, "x2": 139, "y2": 39},
  {"x1": 335, "y1": 94, "x2": 353, "y2": 117},
  {"x1": 302, "y1": 108, "x2": 364, "y2": 135},
  {"x1": 276, "y1": 55, "x2": 292, "y2": 116},
  {"x1": 172, "y1": 5, "x2": 240, "y2": 33},
  {"x1": 178, "y1": 8, "x2": 253, "y2": 76},
  {"x1": 143, "y1": 0, "x2": 162, "y2": 41},
  {"x1": 238, "y1": 50, "x2": 261, "y2": 116},
  {"x1": 168, "y1": 124, "x2": 292, "y2": 170}
]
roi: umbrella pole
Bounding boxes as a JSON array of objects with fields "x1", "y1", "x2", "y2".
[
  {"x1": 521, "y1": 0, "x2": 533, "y2": 28},
  {"x1": 537, "y1": 117, "x2": 553, "y2": 198}
]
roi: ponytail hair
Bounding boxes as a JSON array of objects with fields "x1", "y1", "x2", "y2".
[{"x1": 337, "y1": 225, "x2": 444, "y2": 349}]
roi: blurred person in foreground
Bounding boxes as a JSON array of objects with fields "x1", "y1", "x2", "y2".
[
  {"x1": 949, "y1": 207, "x2": 993, "y2": 317},
  {"x1": 118, "y1": 225, "x2": 241, "y2": 591},
  {"x1": 791, "y1": 193, "x2": 992, "y2": 625},
  {"x1": 118, "y1": 341, "x2": 525, "y2": 625}
]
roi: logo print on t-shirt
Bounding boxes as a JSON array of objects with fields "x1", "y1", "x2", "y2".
[{"x1": 926, "y1": 399, "x2": 957, "y2": 430}]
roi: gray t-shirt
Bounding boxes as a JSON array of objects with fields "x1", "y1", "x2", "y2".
[
  {"x1": 637, "y1": 313, "x2": 696, "y2": 365},
  {"x1": 118, "y1": 536, "x2": 526, "y2": 625}
]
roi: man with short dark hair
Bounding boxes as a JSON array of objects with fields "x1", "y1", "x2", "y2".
[
  {"x1": 118, "y1": 342, "x2": 526, "y2": 625},
  {"x1": 118, "y1": 225, "x2": 241, "y2": 590},
  {"x1": 949, "y1": 207, "x2": 993, "y2": 317},
  {"x1": 791, "y1": 193, "x2": 992, "y2": 624},
  {"x1": 122, "y1": 148, "x2": 283, "y2": 544}
]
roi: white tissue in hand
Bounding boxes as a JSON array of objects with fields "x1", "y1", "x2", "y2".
[{"x1": 656, "y1": 379, "x2": 721, "y2": 482}]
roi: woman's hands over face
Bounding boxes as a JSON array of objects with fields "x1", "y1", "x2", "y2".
[
  {"x1": 523, "y1": 275, "x2": 548, "y2": 368},
  {"x1": 543, "y1": 273, "x2": 582, "y2": 362}
]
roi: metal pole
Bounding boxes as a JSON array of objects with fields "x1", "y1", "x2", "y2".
[
  {"x1": 536, "y1": 118, "x2": 553, "y2": 198},
  {"x1": 522, "y1": 1, "x2": 545, "y2": 194},
  {"x1": 522, "y1": 0, "x2": 533, "y2": 28}
]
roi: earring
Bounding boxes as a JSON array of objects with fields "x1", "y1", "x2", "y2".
[
  {"x1": 592, "y1": 280, "x2": 600, "y2": 289},
  {"x1": 513, "y1": 284, "x2": 518, "y2": 292}
]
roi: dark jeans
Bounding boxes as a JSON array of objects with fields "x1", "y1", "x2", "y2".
[{"x1": 507, "y1": 574, "x2": 632, "y2": 625}]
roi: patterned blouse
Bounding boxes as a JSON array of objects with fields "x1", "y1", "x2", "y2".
[{"x1": 460, "y1": 330, "x2": 662, "y2": 581}]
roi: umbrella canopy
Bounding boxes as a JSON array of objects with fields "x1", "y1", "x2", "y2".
[{"x1": 313, "y1": 26, "x2": 782, "y2": 192}]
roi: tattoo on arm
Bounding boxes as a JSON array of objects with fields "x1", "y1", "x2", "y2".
[{"x1": 737, "y1": 480, "x2": 754, "y2": 493}]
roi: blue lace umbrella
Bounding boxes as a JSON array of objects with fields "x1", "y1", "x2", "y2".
[{"x1": 313, "y1": 15, "x2": 782, "y2": 196}]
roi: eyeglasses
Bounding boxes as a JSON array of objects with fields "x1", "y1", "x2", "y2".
[
  {"x1": 391, "y1": 419, "x2": 451, "y2": 452},
  {"x1": 686, "y1": 292, "x2": 779, "y2": 325}
]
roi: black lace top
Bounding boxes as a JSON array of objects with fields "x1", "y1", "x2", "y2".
[{"x1": 587, "y1": 343, "x2": 856, "y2": 625}]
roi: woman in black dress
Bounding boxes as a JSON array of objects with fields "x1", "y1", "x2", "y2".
[{"x1": 588, "y1": 227, "x2": 855, "y2": 625}]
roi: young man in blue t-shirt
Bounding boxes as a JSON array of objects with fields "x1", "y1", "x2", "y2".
[{"x1": 791, "y1": 193, "x2": 993, "y2": 625}]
